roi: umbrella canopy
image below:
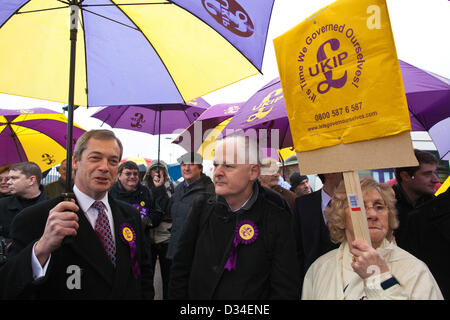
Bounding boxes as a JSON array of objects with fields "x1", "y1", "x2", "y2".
[
  {"x1": 120, "y1": 157, "x2": 152, "y2": 167},
  {"x1": 0, "y1": 108, "x2": 85, "y2": 171},
  {"x1": 223, "y1": 60, "x2": 450, "y2": 160},
  {"x1": 91, "y1": 97, "x2": 210, "y2": 135},
  {"x1": 223, "y1": 77, "x2": 293, "y2": 151},
  {"x1": 0, "y1": 0, "x2": 274, "y2": 191},
  {"x1": 435, "y1": 176, "x2": 449, "y2": 196},
  {"x1": 92, "y1": 97, "x2": 210, "y2": 164},
  {"x1": 172, "y1": 102, "x2": 243, "y2": 158},
  {"x1": 0, "y1": 0, "x2": 273, "y2": 106},
  {"x1": 399, "y1": 60, "x2": 450, "y2": 160}
]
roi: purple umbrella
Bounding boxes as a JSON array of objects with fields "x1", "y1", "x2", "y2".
[
  {"x1": 0, "y1": 0, "x2": 275, "y2": 191},
  {"x1": 172, "y1": 102, "x2": 243, "y2": 153},
  {"x1": 0, "y1": 108, "x2": 85, "y2": 171},
  {"x1": 224, "y1": 60, "x2": 450, "y2": 160},
  {"x1": 399, "y1": 60, "x2": 450, "y2": 160},
  {"x1": 223, "y1": 77, "x2": 292, "y2": 152},
  {"x1": 91, "y1": 98, "x2": 210, "y2": 163}
]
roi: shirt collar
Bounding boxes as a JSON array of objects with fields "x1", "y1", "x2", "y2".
[
  {"x1": 73, "y1": 185, "x2": 109, "y2": 213},
  {"x1": 321, "y1": 188, "x2": 332, "y2": 212},
  {"x1": 217, "y1": 182, "x2": 259, "y2": 213}
]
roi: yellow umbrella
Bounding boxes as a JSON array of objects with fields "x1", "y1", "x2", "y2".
[
  {"x1": 120, "y1": 157, "x2": 152, "y2": 167},
  {"x1": 197, "y1": 118, "x2": 232, "y2": 160},
  {"x1": 278, "y1": 147, "x2": 296, "y2": 162},
  {"x1": 0, "y1": 108, "x2": 85, "y2": 172},
  {"x1": 435, "y1": 176, "x2": 450, "y2": 196}
]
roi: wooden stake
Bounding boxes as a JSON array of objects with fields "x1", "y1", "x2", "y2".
[{"x1": 343, "y1": 171, "x2": 372, "y2": 246}]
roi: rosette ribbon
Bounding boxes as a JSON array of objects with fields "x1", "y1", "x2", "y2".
[
  {"x1": 132, "y1": 202, "x2": 149, "y2": 219},
  {"x1": 120, "y1": 223, "x2": 141, "y2": 279},
  {"x1": 224, "y1": 220, "x2": 258, "y2": 271}
]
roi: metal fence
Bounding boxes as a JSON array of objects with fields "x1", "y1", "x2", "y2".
[{"x1": 41, "y1": 166, "x2": 60, "y2": 185}]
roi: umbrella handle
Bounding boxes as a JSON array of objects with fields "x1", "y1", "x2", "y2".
[{"x1": 61, "y1": 192, "x2": 77, "y2": 245}]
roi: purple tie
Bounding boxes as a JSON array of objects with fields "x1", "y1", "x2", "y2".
[{"x1": 92, "y1": 201, "x2": 116, "y2": 266}]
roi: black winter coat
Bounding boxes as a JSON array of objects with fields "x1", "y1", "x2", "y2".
[
  {"x1": 169, "y1": 183, "x2": 300, "y2": 300},
  {"x1": 0, "y1": 187, "x2": 48, "y2": 242},
  {"x1": 154, "y1": 173, "x2": 214, "y2": 259},
  {"x1": 393, "y1": 183, "x2": 435, "y2": 247},
  {"x1": 401, "y1": 188, "x2": 450, "y2": 299},
  {"x1": 109, "y1": 181, "x2": 163, "y2": 230},
  {"x1": 0, "y1": 195, "x2": 154, "y2": 299}
]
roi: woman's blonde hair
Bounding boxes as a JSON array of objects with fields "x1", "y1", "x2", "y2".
[{"x1": 325, "y1": 176, "x2": 399, "y2": 244}]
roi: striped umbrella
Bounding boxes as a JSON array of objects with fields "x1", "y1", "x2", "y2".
[{"x1": 0, "y1": 108, "x2": 85, "y2": 172}]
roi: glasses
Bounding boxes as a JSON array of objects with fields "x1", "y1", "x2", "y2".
[
  {"x1": 122, "y1": 171, "x2": 138, "y2": 177},
  {"x1": 365, "y1": 203, "x2": 388, "y2": 213}
]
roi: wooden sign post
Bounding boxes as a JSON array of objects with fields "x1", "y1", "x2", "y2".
[
  {"x1": 294, "y1": 131, "x2": 417, "y2": 246},
  {"x1": 343, "y1": 170, "x2": 371, "y2": 245}
]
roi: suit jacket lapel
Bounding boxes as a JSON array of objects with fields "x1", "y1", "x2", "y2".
[
  {"x1": 304, "y1": 190, "x2": 323, "y2": 260},
  {"x1": 109, "y1": 196, "x2": 134, "y2": 299},
  {"x1": 68, "y1": 202, "x2": 115, "y2": 286}
]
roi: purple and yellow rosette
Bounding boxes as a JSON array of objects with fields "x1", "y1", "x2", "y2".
[
  {"x1": 120, "y1": 223, "x2": 141, "y2": 279},
  {"x1": 224, "y1": 220, "x2": 259, "y2": 271},
  {"x1": 133, "y1": 201, "x2": 149, "y2": 219}
]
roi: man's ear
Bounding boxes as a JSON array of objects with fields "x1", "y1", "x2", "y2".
[
  {"x1": 399, "y1": 170, "x2": 412, "y2": 182},
  {"x1": 249, "y1": 164, "x2": 260, "y2": 181},
  {"x1": 72, "y1": 156, "x2": 79, "y2": 172},
  {"x1": 28, "y1": 175, "x2": 37, "y2": 185}
]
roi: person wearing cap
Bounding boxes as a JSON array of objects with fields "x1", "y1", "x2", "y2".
[
  {"x1": 259, "y1": 158, "x2": 296, "y2": 212},
  {"x1": 292, "y1": 172, "x2": 343, "y2": 295},
  {"x1": 290, "y1": 172, "x2": 311, "y2": 198},
  {"x1": 44, "y1": 159, "x2": 74, "y2": 198},
  {"x1": 143, "y1": 159, "x2": 175, "y2": 300},
  {"x1": 152, "y1": 152, "x2": 214, "y2": 263},
  {"x1": 169, "y1": 136, "x2": 299, "y2": 299}
]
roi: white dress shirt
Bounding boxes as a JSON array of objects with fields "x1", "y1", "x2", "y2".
[
  {"x1": 32, "y1": 186, "x2": 114, "y2": 280},
  {"x1": 321, "y1": 188, "x2": 332, "y2": 225}
]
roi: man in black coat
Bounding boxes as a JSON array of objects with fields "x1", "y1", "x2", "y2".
[
  {"x1": 393, "y1": 149, "x2": 440, "y2": 247},
  {"x1": 292, "y1": 172, "x2": 342, "y2": 293},
  {"x1": 153, "y1": 152, "x2": 214, "y2": 261},
  {"x1": 109, "y1": 161, "x2": 162, "y2": 230},
  {"x1": 169, "y1": 136, "x2": 299, "y2": 299},
  {"x1": 0, "y1": 165, "x2": 12, "y2": 198},
  {"x1": 401, "y1": 187, "x2": 450, "y2": 299},
  {"x1": 0, "y1": 129, "x2": 153, "y2": 299},
  {"x1": 0, "y1": 162, "x2": 47, "y2": 245}
]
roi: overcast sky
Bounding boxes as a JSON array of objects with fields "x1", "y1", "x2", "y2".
[{"x1": 1, "y1": 0, "x2": 449, "y2": 162}]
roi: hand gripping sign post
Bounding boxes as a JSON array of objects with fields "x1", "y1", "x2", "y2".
[{"x1": 274, "y1": 0, "x2": 417, "y2": 244}]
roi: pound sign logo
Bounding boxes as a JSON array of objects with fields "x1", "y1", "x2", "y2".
[
  {"x1": 41, "y1": 153, "x2": 55, "y2": 165},
  {"x1": 309, "y1": 38, "x2": 348, "y2": 94},
  {"x1": 130, "y1": 113, "x2": 146, "y2": 128},
  {"x1": 202, "y1": 0, "x2": 254, "y2": 37}
]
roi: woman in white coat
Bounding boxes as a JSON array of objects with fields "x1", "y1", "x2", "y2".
[{"x1": 302, "y1": 177, "x2": 443, "y2": 300}]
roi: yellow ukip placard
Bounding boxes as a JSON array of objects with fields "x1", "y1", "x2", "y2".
[{"x1": 273, "y1": 0, "x2": 411, "y2": 152}]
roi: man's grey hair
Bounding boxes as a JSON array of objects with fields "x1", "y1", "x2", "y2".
[{"x1": 73, "y1": 129, "x2": 123, "y2": 161}]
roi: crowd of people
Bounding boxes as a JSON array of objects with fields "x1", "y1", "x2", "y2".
[{"x1": 0, "y1": 129, "x2": 448, "y2": 300}]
